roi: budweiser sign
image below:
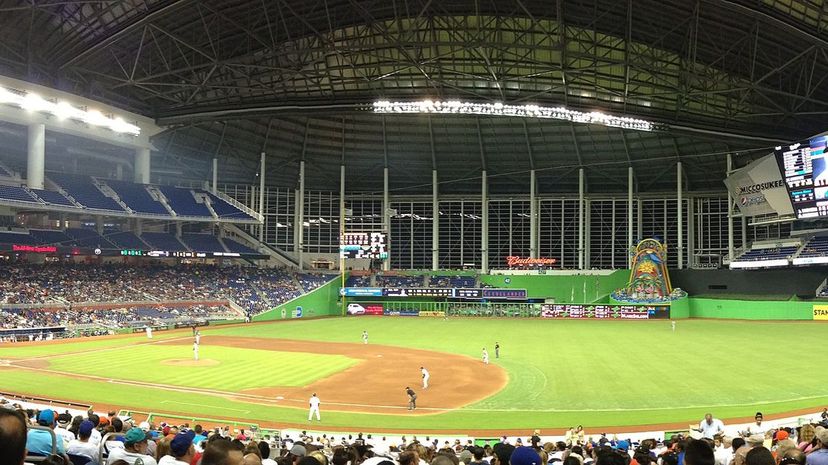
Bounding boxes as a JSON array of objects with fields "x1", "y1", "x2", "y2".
[
  {"x1": 506, "y1": 256, "x2": 557, "y2": 267},
  {"x1": 12, "y1": 244, "x2": 57, "y2": 253}
]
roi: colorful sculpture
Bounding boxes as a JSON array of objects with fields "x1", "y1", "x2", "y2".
[{"x1": 612, "y1": 238, "x2": 686, "y2": 303}]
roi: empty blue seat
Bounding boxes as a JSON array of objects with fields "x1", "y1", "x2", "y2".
[
  {"x1": 0, "y1": 185, "x2": 38, "y2": 204},
  {"x1": 65, "y1": 228, "x2": 116, "y2": 248},
  {"x1": 105, "y1": 180, "x2": 168, "y2": 215},
  {"x1": 31, "y1": 189, "x2": 76, "y2": 207},
  {"x1": 223, "y1": 238, "x2": 258, "y2": 254},
  {"x1": 49, "y1": 174, "x2": 124, "y2": 212},
  {"x1": 181, "y1": 233, "x2": 225, "y2": 252},
  {"x1": 159, "y1": 186, "x2": 212, "y2": 217},
  {"x1": 106, "y1": 231, "x2": 148, "y2": 249},
  {"x1": 141, "y1": 232, "x2": 188, "y2": 251}
]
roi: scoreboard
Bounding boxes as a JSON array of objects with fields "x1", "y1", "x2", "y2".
[
  {"x1": 340, "y1": 232, "x2": 389, "y2": 259},
  {"x1": 775, "y1": 135, "x2": 828, "y2": 219}
]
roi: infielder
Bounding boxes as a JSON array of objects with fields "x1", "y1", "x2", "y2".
[
  {"x1": 195, "y1": 330, "x2": 201, "y2": 345},
  {"x1": 405, "y1": 387, "x2": 417, "y2": 410},
  {"x1": 495, "y1": 342, "x2": 500, "y2": 358},
  {"x1": 308, "y1": 393, "x2": 321, "y2": 421},
  {"x1": 671, "y1": 321, "x2": 676, "y2": 332},
  {"x1": 193, "y1": 341, "x2": 199, "y2": 361},
  {"x1": 362, "y1": 330, "x2": 368, "y2": 344},
  {"x1": 482, "y1": 348, "x2": 489, "y2": 364},
  {"x1": 420, "y1": 366, "x2": 430, "y2": 389},
  {"x1": 145, "y1": 326, "x2": 152, "y2": 339}
]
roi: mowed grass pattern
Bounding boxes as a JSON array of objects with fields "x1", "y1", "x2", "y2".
[{"x1": 46, "y1": 344, "x2": 357, "y2": 391}]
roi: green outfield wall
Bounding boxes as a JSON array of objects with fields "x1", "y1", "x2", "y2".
[
  {"x1": 687, "y1": 297, "x2": 815, "y2": 320},
  {"x1": 254, "y1": 277, "x2": 342, "y2": 321},
  {"x1": 479, "y1": 270, "x2": 629, "y2": 302}
]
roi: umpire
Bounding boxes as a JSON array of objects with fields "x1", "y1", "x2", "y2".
[{"x1": 406, "y1": 386, "x2": 417, "y2": 411}]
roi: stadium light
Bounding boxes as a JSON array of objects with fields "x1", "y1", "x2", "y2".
[
  {"x1": 0, "y1": 85, "x2": 141, "y2": 136},
  {"x1": 372, "y1": 100, "x2": 656, "y2": 131}
]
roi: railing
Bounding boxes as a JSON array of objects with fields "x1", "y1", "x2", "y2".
[{"x1": 212, "y1": 189, "x2": 264, "y2": 222}]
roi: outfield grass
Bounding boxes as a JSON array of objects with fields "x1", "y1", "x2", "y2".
[
  {"x1": 46, "y1": 344, "x2": 357, "y2": 391},
  {"x1": 3, "y1": 317, "x2": 827, "y2": 431}
]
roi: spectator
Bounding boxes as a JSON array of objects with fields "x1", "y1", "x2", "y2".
[
  {"x1": 805, "y1": 429, "x2": 828, "y2": 465},
  {"x1": 202, "y1": 438, "x2": 245, "y2": 465},
  {"x1": 107, "y1": 427, "x2": 158, "y2": 465},
  {"x1": 735, "y1": 436, "x2": 766, "y2": 465},
  {"x1": 67, "y1": 420, "x2": 98, "y2": 460},
  {"x1": 685, "y1": 440, "x2": 716, "y2": 465},
  {"x1": 26, "y1": 409, "x2": 68, "y2": 459},
  {"x1": 746, "y1": 448, "x2": 775, "y2": 465},
  {"x1": 0, "y1": 408, "x2": 28, "y2": 465},
  {"x1": 697, "y1": 415, "x2": 726, "y2": 440},
  {"x1": 159, "y1": 430, "x2": 196, "y2": 465}
]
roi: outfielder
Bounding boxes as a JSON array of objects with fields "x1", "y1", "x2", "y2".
[
  {"x1": 482, "y1": 348, "x2": 489, "y2": 364},
  {"x1": 195, "y1": 330, "x2": 201, "y2": 345},
  {"x1": 362, "y1": 330, "x2": 368, "y2": 344},
  {"x1": 421, "y1": 366, "x2": 430, "y2": 389},
  {"x1": 671, "y1": 321, "x2": 676, "y2": 332},
  {"x1": 308, "y1": 393, "x2": 321, "y2": 421},
  {"x1": 193, "y1": 341, "x2": 199, "y2": 361},
  {"x1": 145, "y1": 326, "x2": 152, "y2": 339}
]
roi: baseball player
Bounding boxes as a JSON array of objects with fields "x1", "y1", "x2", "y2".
[
  {"x1": 193, "y1": 341, "x2": 199, "y2": 361},
  {"x1": 420, "y1": 366, "x2": 430, "y2": 389},
  {"x1": 195, "y1": 330, "x2": 201, "y2": 345},
  {"x1": 405, "y1": 387, "x2": 417, "y2": 411},
  {"x1": 145, "y1": 326, "x2": 152, "y2": 339},
  {"x1": 362, "y1": 330, "x2": 368, "y2": 344},
  {"x1": 308, "y1": 393, "x2": 321, "y2": 421},
  {"x1": 671, "y1": 321, "x2": 676, "y2": 332},
  {"x1": 482, "y1": 348, "x2": 489, "y2": 365},
  {"x1": 495, "y1": 342, "x2": 500, "y2": 358}
]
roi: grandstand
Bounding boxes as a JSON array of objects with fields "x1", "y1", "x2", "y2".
[{"x1": 1, "y1": 2, "x2": 828, "y2": 463}]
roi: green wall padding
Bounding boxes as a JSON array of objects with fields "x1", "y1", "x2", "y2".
[
  {"x1": 254, "y1": 277, "x2": 342, "y2": 321},
  {"x1": 479, "y1": 271, "x2": 629, "y2": 302},
  {"x1": 687, "y1": 298, "x2": 813, "y2": 320}
]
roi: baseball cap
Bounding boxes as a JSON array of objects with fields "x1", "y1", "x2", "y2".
[
  {"x1": 125, "y1": 427, "x2": 149, "y2": 445},
  {"x1": 79, "y1": 420, "x2": 95, "y2": 437},
  {"x1": 459, "y1": 450, "x2": 473, "y2": 464},
  {"x1": 816, "y1": 428, "x2": 828, "y2": 444},
  {"x1": 616, "y1": 440, "x2": 630, "y2": 451},
  {"x1": 139, "y1": 421, "x2": 151, "y2": 432},
  {"x1": 746, "y1": 434, "x2": 765, "y2": 445},
  {"x1": 170, "y1": 430, "x2": 195, "y2": 457},
  {"x1": 510, "y1": 447, "x2": 541, "y2": 465},
  {"x1": 776, "y1": 431, "x2": 789, "y2": 441},
  {"x1": 37, "y1": 409, "x2": 55, "y2": 426},
  {"x1": 291, "y1": 444, "x2": 307, "y2": 457}
]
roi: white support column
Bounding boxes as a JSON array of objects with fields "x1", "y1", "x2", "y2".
[
  {"x1": 481, "y1": 170, "x2": 489, "y2": 273},
  {"x1": 578, "y1": 168, "x2": 585, "y2": 270},
  {"x1": 432, "y1": 169, "x2": 439, "y2": 271},
  {"x1": 212, "y1": 157, "x2": 218, "y2": 194},
  {"x1": 293, "y1": 189, "x2": 301, "y2": 254},
  {"x1": 677, "y1": 161, "x2": 684, "y2": 269},
  {"x1": 340, "y1": 164, "x2": 346, "y2": 272},
  {"x1": 27, "y1": 123, "x2": 45, "y2": 189},
  {"x1": 258, "y1": 152, "x2": 266, "y2": 244},
  {"x1": 383, "y1": 167, "x2": 391, "y2": 271},
  {"x1": 115, "y1": 164, "x2": 123, "y2": 181},
  {"x1": 727, "y1": 154, "x2": 735, "y2": 262},
  {"x1": 134, "y1": 147, "x2": 150, "y2": 184},
  {"x1": 688, "y1": 196, "x2": 695, "y2": 268},
  {"x1": 529, "y1": 170, "x2": 538, "y2": 258},
  {"x1": 741, "y1": 216, "x2": 747, "y2": 249},
  {"x1": 628, "y1": 166, "x2": 634, "y2": 267},
  {"x1": 297, "y1": 160, "x2": 305, "y2": 270}
]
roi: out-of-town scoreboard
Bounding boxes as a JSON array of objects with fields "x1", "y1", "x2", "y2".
[{"x1": 340, "y1": 232, "x2": 389, "y2": 259}]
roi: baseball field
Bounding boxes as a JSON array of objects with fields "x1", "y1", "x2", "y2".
[{"x1": 1, "y1": 316, "x2": 827, "y2": 434}]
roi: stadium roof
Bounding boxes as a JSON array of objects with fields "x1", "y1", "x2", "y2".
[{"x1": 0, "y1": 0, "x2": 826, "y2": 194}]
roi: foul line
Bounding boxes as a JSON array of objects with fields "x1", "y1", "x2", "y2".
[{"x1": 160, "y1": 400, "x2": 250, "y2": 413}]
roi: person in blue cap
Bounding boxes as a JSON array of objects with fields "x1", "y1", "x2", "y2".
[
  {"x1": 159, "y1": 430, "x2": 196, "y2": 465},
  {"x1": 67, "y1": 420, "x2": 98, "y2": 460},
  {"x1": 26, "y1": 409, "x2": 70, "y2": 464}
]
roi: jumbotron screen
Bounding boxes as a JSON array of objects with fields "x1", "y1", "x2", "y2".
[
  {"x1": 340, "y1": 232, "x2": 389, "y2": 259},
  {"x1": 775, "y1": 135, "x2": 828, "y2": 218}
]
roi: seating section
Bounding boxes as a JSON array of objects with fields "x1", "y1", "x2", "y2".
[
  {"x1": 49, "y1": 174, "x2": 125, "y2": 212},
  {"x1": 106, "y1": 231, "x2": 148, "y2": 249},
  {"x1": 0, "y1": 185, "x2": 38, "y2": 203},
  {"x1": 28, "y1": 229, "x2": 73, "y2": 246},
  {"x1": 158, "y1": 186, "x2": 213, "y2": 217},
  {"x1": 798, "y1": 237, "x2": 828, "y2": 258},
  {"x1": 223, "y1": 238, "x2": 258, "y2": 254},
  {"x1": 31, "y1": 189, "x2": 76, "y2": 207},
  {"x1": 205, "y1": 191, "x2": 255, "y2": 220},
  {"x1": 140, "y1": 232, "x2": 189, "y2": 251},
  {"x1": 0, "y1": 164, "x2": 11, "y2": 177},
  {"x1": 181, "y1": 233, "x2": 225, "y2": 253},
  {"x1": 376, "y1": 274, "x2": 424, "y2": 287},
  {"x1": 0, "y1": 231, "x2": 36, "y2": 245},
  {"x1": 65, "y1": 228, "x2": 116, "y2": 248},
  {"x1": 345, "y1": 275, "x2": 371, "y2": 287},
  {"x1": 105, "y1": 180, "x2": 168, "y2": 215},
  {"x1": 738, "y1": 246, "x2": 798, "y2": 261}
]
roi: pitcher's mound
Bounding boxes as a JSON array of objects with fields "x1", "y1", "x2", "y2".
[{"x1": 161, "y1": 359, "x2": 219, "y2": 367}]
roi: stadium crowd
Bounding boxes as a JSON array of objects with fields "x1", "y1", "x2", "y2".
[
  {"x1": 0, "y1": 263, "x2": 332, "y2": 315},
  {"x1": 0, "y1": 305, "x2": 235, "y2": 331},
  {"x1": 2, "y1": 402, "x2": 827, "y2": 465}
]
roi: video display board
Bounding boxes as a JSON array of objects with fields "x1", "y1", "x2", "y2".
[
  {"x1": 776, "y1": 135, "x2": 828, "y2": 218},
  {"x1": 540, "y1": 304, "x2": 670, "y2": 319},
  {"x1": 340, "y1": 232, "x2": 389, "y2": 259}
]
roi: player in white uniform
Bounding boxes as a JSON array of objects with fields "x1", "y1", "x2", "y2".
[
  {"x1": 482, "y1": 348, "x2": 489, "y2": 364},
  {"x1": 362, "y1": 330, "x2": 368, "y2": 344},
  {"x1": 145, "y1": 326, "x2": 152, "y2": 339},
  {"x1": 195, "y1": 331, "x2": 201, "y2": 345},
  {"x1": 308, "y1": 393, "x2": 321, "y2": 421},
  {"x1": 420, "y1": 367, "x2": 430, "y2": 389},
  {"x1": 671, "y1": 321, "x2": 676, "y2": 332},
  {"x1": 193, "y1": 341, "x2": 199, "y2": 361}
]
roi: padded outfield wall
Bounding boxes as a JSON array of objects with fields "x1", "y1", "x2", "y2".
[{"x1": 253, "y1": 277, "x2": 343, "y2": 321}]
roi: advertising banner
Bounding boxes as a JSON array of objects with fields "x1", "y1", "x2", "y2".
[
  {"x1": 813, "y1": 304, "x2": 828, "y2": 320},
  {"x1": 364, "y1": 305, "x2": 384, "y2": 315},
  {"x1": 540, "y1": 304, "x2": 670, "y2": 319},
  {"x1": 723, "y1": 154, "x2": 794, "y2": 217},
  {"x1": 383, "y1": 308, "x2": 420, "y2": 317},
  {"x1": 419, "y1": 311, "x2": 446, "y2": 317},
  {"x1": 341, "y1": 287, "x2": 383, "y2": 297}
]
